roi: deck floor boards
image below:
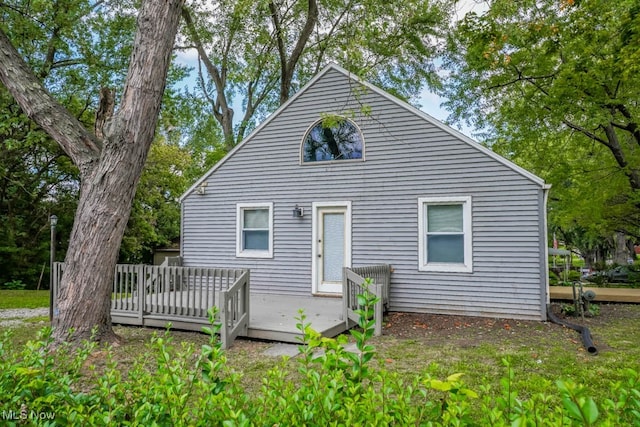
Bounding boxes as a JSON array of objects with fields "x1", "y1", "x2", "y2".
[
  {"x1": 112, "y1": 292, "x2": 347, "y2": 344},
  {"x1": 247, "y1": 293, "x2": 347, "y2": 342}
]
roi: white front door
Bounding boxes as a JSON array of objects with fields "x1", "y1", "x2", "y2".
[{"x1": 312, "y1": 202, "x2": 351, "y2": 294}]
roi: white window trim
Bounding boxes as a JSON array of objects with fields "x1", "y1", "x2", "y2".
[
  {"x1": 236, "y1": 202, "x2": 273, "y2": 258},
  {"x1": 418, "y1": 196, "x2": 472, "y2": 273},
  {"x1": 299, "y1": 117, "x2": 366, "y2": 165}
]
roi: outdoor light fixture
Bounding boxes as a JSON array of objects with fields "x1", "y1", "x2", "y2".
[
  {"x1": 196, "y1": 182, "x2": 207, "y2": 195},
  {"x1": 50, "y1": 214, "x2": 58, "y2": 227},
  {"x1": 292, "y1": 205, "x2": 304, "y2": 218}
]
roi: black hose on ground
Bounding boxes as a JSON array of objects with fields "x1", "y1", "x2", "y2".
[{"x1": 547, "y1": 304, "x2": 598, "y2": 355}]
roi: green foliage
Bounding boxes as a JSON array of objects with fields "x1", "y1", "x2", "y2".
[
  {"x1": 568, "y1": 270, "x2": 582, "y2": 282},
  {"x1": 1, "y1": 280, "x2": 26, "y2": 291},
  {"x1": 561, "y1": 303, "x2": 577, "y2": 316},
  {"x1": 589, "y1": 273, "x2": 608, "y2": 286},
  {"x1": 441, "y1": 0, "x2": 640, "y2": 253},
  {"x1": 0, "y1": 1, "x2": 216, "y2": 272},
  {"x1": 0, "y1": 1, "x2": 134, "y2": 286},
  {"x1": 1, "y1": 292, "x2": 640, "y2": 425},
  {"x1": 589, "y1": 303, "x2": 601, "y2": 317},
  {"x1": 119, "y1": 139, "x2": 195, "y2": 264},
  {"x1": 0, "y1": 327, "x2": 97, "y2": 425},
  {"x1": 561, "y1": 301, "x2": 600, "y2": 318},
  {"x1": 549, "y1": 269, "x2": 560, "y2": 285}
]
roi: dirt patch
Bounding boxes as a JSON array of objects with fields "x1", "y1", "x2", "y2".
[{"x1": 381, "y1": 302, "x2": 638, "y2": 350}]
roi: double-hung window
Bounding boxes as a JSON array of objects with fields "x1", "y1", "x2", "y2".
[
  {"x1": 418, "y1": 197, "x2": 472, "y2": 272},
  {"x1": 236, "y1": 203, "x2": 273, "y2": 258}
]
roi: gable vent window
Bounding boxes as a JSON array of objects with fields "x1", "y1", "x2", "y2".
[
  {"x1": 236, "y1": 203, "x2": 273, "y2": 258},
  {"x1": 301, "y1": 118, "x2": 364, "y2": 163},
  {"x1": 418, "y1": 196, "x2": 472, "y2": 273}
]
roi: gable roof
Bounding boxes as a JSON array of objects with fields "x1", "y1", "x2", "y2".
[{"x1": 180, "y1": 64, "x2": 546, "y2": 202}]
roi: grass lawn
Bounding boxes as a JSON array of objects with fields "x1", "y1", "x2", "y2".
[{"x1": 0, "y1": 290, "x2": 50, "y2": 309}]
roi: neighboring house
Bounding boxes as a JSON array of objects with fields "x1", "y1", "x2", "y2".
[{"x1": 180, "y1": 64, "x2": 551, "y2": 321}]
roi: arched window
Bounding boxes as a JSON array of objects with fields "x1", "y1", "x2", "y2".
[{"x1": 301, "y1": 118, "x2": 364, "y2": 163}]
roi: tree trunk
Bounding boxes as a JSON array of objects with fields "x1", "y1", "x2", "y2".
[
  {"x1": 0, "y1": 0, "x2": 185, "y2": 344},
  {"x1": 613, "y1": 232, "x2": 629, "y2": 266},
  {"x1": 269, "y1": 0, "x2": 318, "y2": 105}
]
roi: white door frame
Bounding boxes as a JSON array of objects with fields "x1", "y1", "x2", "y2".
[{"x1": 311, "y1": 201, "x2": 352, "y2": 295}]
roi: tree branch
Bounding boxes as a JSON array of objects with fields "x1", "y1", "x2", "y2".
[
  {"x1": 270, "y1": 0, "x2": 318, "y2": 104},
  {"x1": 268, "y1": 1, "x2": 287, "y2": 80},
  {"x1": 555, "y1": 112, "x2": 609, "y2": 146},
  {"x1": 602, "y1": 123, "x2": 640, "y2": 190},
  {"x1": 310, "y1": 0, "x2": 354, "y2": 74},
  {"x1": 286, "y1": 0, "x2": 318, "y2": 76},
  {"x1": 94, "y1": 87, "x2": 114, "y2": 139},
  {"x1": 236, "y1": 75, "x2": 279, "y2": 144},
  {"x1": 609, "y1": 102, "x2": 640, "y2": 147},
  {"x1": 181, "y1": 6, "x2": 234, "y2": 147},
  {"x1": 0, "y1": 29, "x2": 101, "y2": 173}
]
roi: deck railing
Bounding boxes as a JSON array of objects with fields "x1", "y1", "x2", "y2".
[
  {"x1": 219, "y1": 269, "x2": 250, "y2": 346},
  {"x1": 52, "y1": 262, "x2": 250, "y2": 349},
  {"x1": 342, "y1": 264, "x2": 391, "y2": 336},
  {"x1": 349, "y1": 264, "x2": 391, "y2": 308}
]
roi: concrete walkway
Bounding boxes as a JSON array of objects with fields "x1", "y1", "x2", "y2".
[{"x1": 262, "y1": 341, "x2": 359, "y2": 358}]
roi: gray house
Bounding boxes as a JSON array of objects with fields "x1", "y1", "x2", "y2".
[{"x1": 180, "y1": 64, "x2": 551, "y2": 321}]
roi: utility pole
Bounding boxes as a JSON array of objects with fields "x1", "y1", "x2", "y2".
[{"x1": 49, "y1": 214, "x2": 57, "y2": 321}]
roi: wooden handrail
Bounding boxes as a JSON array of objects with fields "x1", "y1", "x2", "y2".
[
  {"x1": 342, "y1": 265, "x2": 390, "y2": 336},
  {"x1": 219, "y1": 269, "x2": 250, "y2": 348},
  {"x1": 51, "y1": 262, "x2": 250, "y2": 348}
]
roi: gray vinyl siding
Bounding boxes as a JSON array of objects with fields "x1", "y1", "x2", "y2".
[{"x1": 182, "y1": 67, "x2": 547, "y2": 320}]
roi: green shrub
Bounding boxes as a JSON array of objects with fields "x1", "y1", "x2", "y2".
[
  {"x1": 589, "y1": 274, "x2": 608, "y2": 286},
  {"x1": 1, "y1": 279, "x2": 26, "y2": 290},
  {"x1": 568, "y1": 270, "x2": 582, "y2": 282},
  {"x1": 0, "y1": 283, "x2": 639, "y2": 425}
]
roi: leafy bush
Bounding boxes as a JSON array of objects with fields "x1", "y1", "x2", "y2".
[
  {"x1": 568, "y1": 269, "x2": 582, "y2": 282},
  {"x1": 588, "y1": 273, "x2": 608, "y2": 286},
  {"x1": 1, "y1": 279, "x2": 26, "y2": 290},
  {"x1": 0, "y1": 283, "x2": 639, "y2": 425},
  {"x1": 561, "y1": 302, "x2": 600, "y2": 317}
]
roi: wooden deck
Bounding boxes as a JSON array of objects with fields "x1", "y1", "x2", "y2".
[
  {"x1": 53, "y1": 262, "x2": 390, "y2": 347},
  {"x1": 112, "y1": 292, "x2": 348, "y2": 344},
  {"x1": 246, "y1": 294, "x2": 347, "y2": 342},
  {"x1": 549, "y1": 286, "x2": 640, "y2": 303}
]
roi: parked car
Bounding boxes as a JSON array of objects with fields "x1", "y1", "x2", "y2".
[{"x1": 584, "y1": 266, "x2": 637, "y2": 284}]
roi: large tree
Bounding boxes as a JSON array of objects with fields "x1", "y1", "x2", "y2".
[
  {"x1": 441, "y1": 0, "x2": 640, "y2": 257},
  {"x1": 180, "y1": 0, "x2": 448, "y2": 148},
  {"x1": 0, "y1": 0, "x2": 137, "y2": 288},
  {"x1": 0, "y1": 0, "x2": 185, "y2": 343}
]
